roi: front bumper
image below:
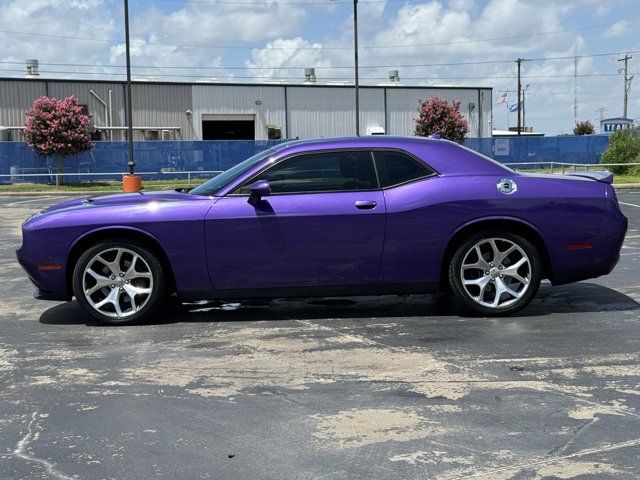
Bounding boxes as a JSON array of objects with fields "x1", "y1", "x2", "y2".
[
  {"x1": 16, "y1": 246, "x2": 70, "y2": 302},
  {"x1": 34, "y1": 288, "x2": 70, "y2": 301}
]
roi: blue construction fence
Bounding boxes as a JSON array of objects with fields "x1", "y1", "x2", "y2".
[
  {"x1": 464, "y1": 135, "x2": 610, "y2": 166},
  {"x1": 0, "y1": 135, "x2": 611, "y2": 183}
]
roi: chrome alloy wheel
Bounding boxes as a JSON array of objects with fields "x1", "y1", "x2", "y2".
[
  {"x1": 82, "y1": 247, "x2": 153, "y2": 319},
  {"x1": 460, "y1": 237, "x2": 531, "y2": 309}
]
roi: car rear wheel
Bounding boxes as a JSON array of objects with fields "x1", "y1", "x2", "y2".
[
  {"x1": 73, "y1": 240, "x2": 166, "y2": 324},
  {"x1": 449, "y1": 231, "x2": 541, "y2": 315}
]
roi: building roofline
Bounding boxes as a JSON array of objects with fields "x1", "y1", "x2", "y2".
[{"x1": 0, "y1": 76, "x2": 493, "y2": 91}]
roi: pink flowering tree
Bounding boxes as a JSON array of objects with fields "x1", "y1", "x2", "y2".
[
  {"x1": 24, "y1": 96, "x2": 92, "y2": 184},
  {"x1": 414, "y1": 97, "x2": 469, "y2": 142},
  {"x1": 573, "y1": 120, "x2": 596, "y2": 136}
]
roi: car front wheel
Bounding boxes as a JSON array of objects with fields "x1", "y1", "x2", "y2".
[
  {"x1": 449, "y1": 231, "x2": 541, "y2": 315},
  {"x1": 73, "y1": 240, "x2": 166, "y2": 324}
]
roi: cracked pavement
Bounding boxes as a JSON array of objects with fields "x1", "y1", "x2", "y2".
[{"x1": 0, "y1": 191, "x2": 639, "y2": 479}]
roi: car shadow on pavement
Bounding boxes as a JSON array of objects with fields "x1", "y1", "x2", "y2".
[{"x1": 39, "y1": 282, "x2": 639, "y2": 327}]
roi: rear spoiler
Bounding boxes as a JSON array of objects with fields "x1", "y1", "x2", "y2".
[{"x1": 564, "y1": 170, "x2": 613, "y2": 184}]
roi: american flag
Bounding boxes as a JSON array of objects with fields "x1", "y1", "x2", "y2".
[{"x1": 497, "y1": 92, "x2": 508, "y2": 105}]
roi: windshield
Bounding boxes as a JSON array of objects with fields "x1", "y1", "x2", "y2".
[{"x1": 189, "y1": 148, "x2": 275, "y2": 196}]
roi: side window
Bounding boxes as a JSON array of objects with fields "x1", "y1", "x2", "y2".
[
  {"x1": 235, "y1": 150, "x2": 378, "y2": 194},
  {"x1": 374, "y1": 150, "x2": 435, "y2": 188}
]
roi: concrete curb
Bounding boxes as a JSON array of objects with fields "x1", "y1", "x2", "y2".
[{"x1": 612, "y1": 183, "x2": 640, "y2": 189}]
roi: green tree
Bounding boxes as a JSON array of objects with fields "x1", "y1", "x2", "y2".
[{"x1": 601, "y1": 129, "x2": 640, "y2": 175}]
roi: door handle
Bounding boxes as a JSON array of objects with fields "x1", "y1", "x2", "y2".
[{"x1": 355, "y1": 200, "x2": 377, "y2": 210}]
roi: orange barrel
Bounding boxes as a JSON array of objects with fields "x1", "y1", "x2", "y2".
[{"x1": 122, "y1": 174, "x2": 142, "y2": 193}]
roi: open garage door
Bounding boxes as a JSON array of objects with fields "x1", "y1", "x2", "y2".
[{"x1": 202, "y1": 114, "x2": 255, "y2": 140}]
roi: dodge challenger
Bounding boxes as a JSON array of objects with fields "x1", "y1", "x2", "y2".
[{"x1": 17, "y1": 136, "x2": 627, "y2": 324}]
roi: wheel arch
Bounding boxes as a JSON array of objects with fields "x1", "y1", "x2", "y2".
[
  {"x1": 66, "y1": 226, "x2": 176, "y2": 298},
  {"x1": 439, "y1": 217, "x2": 551, "y2": 291}
]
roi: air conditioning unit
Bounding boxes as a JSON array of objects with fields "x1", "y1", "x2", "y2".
[
  {"x1": 366, "y1": 126, "x2": 385, "y2": 136},
  {"x1": 267, "y1": 125, "x2": 282, "y2": 140},
  {"x1": 144, "y1": 129, "x2": 160, "y2": 141}
]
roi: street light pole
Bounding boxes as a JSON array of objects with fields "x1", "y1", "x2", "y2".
[
  {"x1": 353, "y1": 0, "x2": 360, "y2": 136},
  {"x1": 124, "y1": 0, "x2": 135, "y2": 175}
]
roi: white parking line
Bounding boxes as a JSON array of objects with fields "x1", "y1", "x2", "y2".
[
  {"x1": 5, "y1": 196, "x2": 69, "y2": 206},
  {"x1": 619, "y1": 201, "x2": 640, "y2": 208}
]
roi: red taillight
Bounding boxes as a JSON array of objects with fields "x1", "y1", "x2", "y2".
[{"x1": 565, "y1": 242, "x2": 592, "y2": 251}]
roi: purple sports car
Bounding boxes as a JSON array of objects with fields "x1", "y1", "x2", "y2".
[{"x1": 18, "y1": 136, "x2": 627, "y2": 324}]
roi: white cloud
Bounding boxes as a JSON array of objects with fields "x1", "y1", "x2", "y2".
[
  {"x1": 603, "y1": 21, "x2": 633, "y2": 38},
  {"x1": 0, "y1": 0, "x2": 116, "y2": 77},
  {"x1": 0, "y1": 0, "x2": 635, "y2": 133},
  {"x1": 244, "y1": 38, "x2": 331, "y2": 81}
]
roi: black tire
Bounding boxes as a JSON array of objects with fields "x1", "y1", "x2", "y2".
[
  {"x1": 72, "y1": 239, "x2": 167, "y2": 324},
  {"x1": 448, "y1": 230, "x2": 541, "y2": 316}
]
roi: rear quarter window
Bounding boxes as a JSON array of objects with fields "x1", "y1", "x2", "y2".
[{"x1": 374, "y1": 150, "x2": 436, "y2": 188}]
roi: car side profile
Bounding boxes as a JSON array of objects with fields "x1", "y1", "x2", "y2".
[{"x1": 17, "y1": 136, "x2": 627, "y2": 324}]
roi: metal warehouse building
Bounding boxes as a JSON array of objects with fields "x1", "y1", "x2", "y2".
[{"x1": 0, "y1": 77, "x2": 492, "y2": 141}]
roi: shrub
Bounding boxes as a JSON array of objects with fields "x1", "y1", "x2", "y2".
[
  {"x1": 414, "y1": 97, "x2": 469, "y2": 142},
  {"x1": 573, "y1": 120, "x2": 595, "y2": 136},
  {"x1": 24, "y1": 96, "x2": 92, "y2": 183},
  {"x1": 601, "y1": 129, "x2": 640, "y2": 175}
]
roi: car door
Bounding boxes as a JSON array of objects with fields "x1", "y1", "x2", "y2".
[{"x1": 205, "y1": 149, "x2": 386, "y2": 290}]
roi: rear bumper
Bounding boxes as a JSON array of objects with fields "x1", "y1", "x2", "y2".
[
  {"x1": 551, "y1": 252, "x2": 621, "y2": 285},
  {"x1": 550, "y1": 207, "x2": 627, "y2": 285}
]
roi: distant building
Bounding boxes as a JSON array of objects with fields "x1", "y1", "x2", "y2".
[{"x1": 0, "y1": 77, "x2": 492, "y2": 141}]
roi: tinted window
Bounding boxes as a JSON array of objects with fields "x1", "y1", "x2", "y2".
[
  {"x1": 189, "y1": 148, "x2": 274, "y2": 196},
  {"x1": 375, "y1": 151, "x2": 434, "y2": 187},
  {"x1": 236, "y1": 150, "x2": 378, "y2": 194}
]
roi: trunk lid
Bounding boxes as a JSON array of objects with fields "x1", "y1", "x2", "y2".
[{"x1": 564, "y1": 170, "x2": 613, "y2": 184}]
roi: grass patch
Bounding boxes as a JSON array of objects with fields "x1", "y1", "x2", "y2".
[{"x1": 0, "y1": 178, "x2": 207, "y2": 193}]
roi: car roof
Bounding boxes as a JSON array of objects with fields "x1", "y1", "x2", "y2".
[
  {"x1": 269, "y1": 135, "x2": 512, "y2": 177},
  {"x1": 270, "y1": 135, "x2": 443, "y2": 152}
]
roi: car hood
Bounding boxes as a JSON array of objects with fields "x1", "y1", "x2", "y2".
[{"x1": 40, "y1": 189, "x2": 204, "y2": 215}]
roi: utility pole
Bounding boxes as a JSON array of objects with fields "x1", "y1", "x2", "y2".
[
  {"x1": 124, "y1": 0, "x2": 135, "y2": 175},
  {"x1": 573, "y1": 45, "x2": 578, "y2": 124},
  {"x1": 353, "y1": 0, "x2": 360, "y2": 136},
  {"x1": 618, "y1": 53, "x2": 633, "y2": 118},
  {"x1": 516, "y1": 58, "x2": 524, "y2": 136}
]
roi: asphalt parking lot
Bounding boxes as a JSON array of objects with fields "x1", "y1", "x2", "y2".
[{"x1": 0, "y1": 191, "x2": 639, "y2": 480}]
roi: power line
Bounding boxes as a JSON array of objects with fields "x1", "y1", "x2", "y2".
[
  {"x1": 153, "y1": 0, "x2": 395, "y2": 4},
  {"x1": 0, "y1": 15, "x2": 638, "y2": 50},
  {"x1": 0, "y1": 68, "x2": 635, "y2": 80},
  {"x1": 0, "y1": 48, "x2": 638, "y2": 71}
]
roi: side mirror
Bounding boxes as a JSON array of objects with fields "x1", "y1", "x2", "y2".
[{"x1": 248, "y1": 180, "x2": 271, "y2": 205}]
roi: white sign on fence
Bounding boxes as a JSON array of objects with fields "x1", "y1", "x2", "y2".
[{"x1": 494, "y1": 138, "x2": 510, "y2": 156}]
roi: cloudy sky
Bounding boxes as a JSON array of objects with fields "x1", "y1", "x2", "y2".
[{"x1": 0, "y1": 0, "x2": 638, "y2": 134}]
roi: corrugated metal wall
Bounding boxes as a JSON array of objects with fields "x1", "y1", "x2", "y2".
[
  {"x1": 0, "y1": 80, "x2": 46, "y2": 139},
  {"x1": 286, "y1": 87, "x2": 386, "y2": 138},
  {"x1": 192, "y1": 85, "x2": 286, "y2": 140},
  {"x1": 0, "y1": 79, "x2": 492, "y2": 141},
  {"x1": 46, "y1": 81, "x2": 126, "y2": 134},
  {"x1": 386, "y1": 87, "x2": 489, "y2": 137},
  {"x1": 131, "y1": 83, "x2": 192, "y2": 140}
]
